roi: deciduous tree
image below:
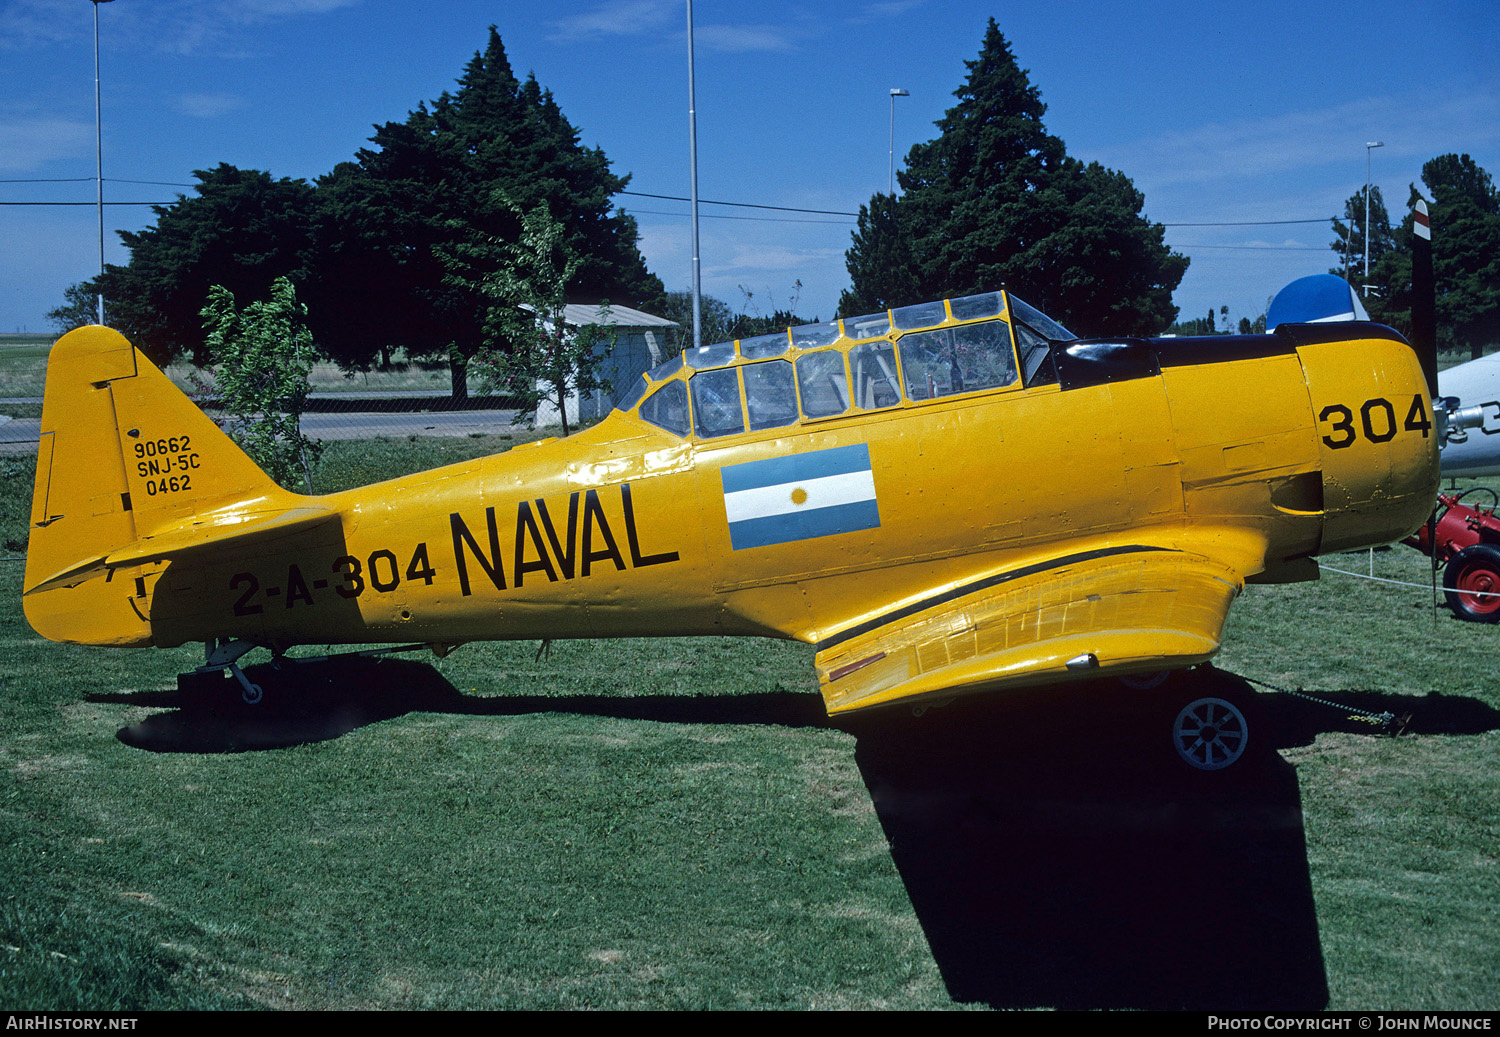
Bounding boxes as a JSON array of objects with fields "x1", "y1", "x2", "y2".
[
  {"x1": 93, "y1": 164, "x2": 316, "y2": 366},
  {"x1": 659, "y1": 290, "x2": 736, "y2": 355},
  {"x1": 201, "y1": 277, "x2": 322, "y2": 491},
  {"x1": 466, "y1": 199, "x2": 615, "y2": 437}
]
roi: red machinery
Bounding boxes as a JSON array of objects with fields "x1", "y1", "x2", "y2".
[{"x1": 1405, "y1": 489, "x2": 1500, "y2": 621}]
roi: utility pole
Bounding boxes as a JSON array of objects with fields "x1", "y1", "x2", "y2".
[
  {"x1": 888, "y1": 88, "x2": 908, "y2": 195},
  {"x1": 686, "y1": 0, "x2": 702, "y2": 350},
  {"x1": 92, "y1": 0, "x2": 116, "y2": 324},
  {"x1": 1364, "y1": 140, "x2": 1384, "y2": 296}
]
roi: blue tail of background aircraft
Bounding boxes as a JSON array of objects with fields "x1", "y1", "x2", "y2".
[{"x1": 1266, "y1": 274, "x2": 1370, "y2": 330}]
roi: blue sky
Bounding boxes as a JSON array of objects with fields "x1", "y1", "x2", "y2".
[{"x1": 3, "y1": 0, "x2": 1497, "y2": 335}]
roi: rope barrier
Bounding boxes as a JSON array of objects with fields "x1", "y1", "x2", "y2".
[
  {"x1": 1318, "y1": 563, "x2": 1442, "y2": 592},
  {"x1": 1321, "y1": 559, "x2": 1500, "y2": 599}
]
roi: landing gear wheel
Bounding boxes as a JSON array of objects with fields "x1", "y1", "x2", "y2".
[
  {"x1": 1172, "y1": 695, "x2": 1250, "y2": 771},
  {"x1": 1120, "y1": 670, "x2": 1172, "y2": 690},
  {"x1": 1443, "y1": 543, "x2": 1500, "y2": 622}
]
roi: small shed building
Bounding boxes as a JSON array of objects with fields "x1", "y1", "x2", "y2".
[{"x1": 534, "y1": 302, "x2": 678, "y2": 428}]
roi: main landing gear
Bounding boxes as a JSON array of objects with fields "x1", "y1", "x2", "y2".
[
  {"x1": 1120, "y1": 669, "x2": 1258, "y2": 772},
  {"x1": 1170, "y1": 694, "x2": 1251, "y2": 771},
  {"x1": 188, "y1": 640, "x2": 438, "y2": 704}
]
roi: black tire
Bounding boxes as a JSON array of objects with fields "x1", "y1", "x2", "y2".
[
  {"x1": 1443, "y1": 543, "x2": 1500, "y2": 622},
  {"x1": 1119, "y1": 669, "x2": 1173, "y2": 690}
]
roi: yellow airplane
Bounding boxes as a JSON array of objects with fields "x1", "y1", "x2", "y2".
[{"x1": 23, "y1": 290, "x2": 1439, "y2": 769}]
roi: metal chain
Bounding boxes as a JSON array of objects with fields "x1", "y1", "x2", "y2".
[{"x1": 1239, "y1": 674, "x2": 1406, "y2": 734}]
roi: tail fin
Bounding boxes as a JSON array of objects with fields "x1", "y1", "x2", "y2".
[
  {"x1": 1265, "y1": 274, "x2": 1370, "y2": 330},
  {"x1": 23, "y1": 326, "x2": 303, "y2": 646}
]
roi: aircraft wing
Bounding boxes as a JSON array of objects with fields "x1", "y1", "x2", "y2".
[{"x1": 813, "y1": 543, "x2": 1245, "y2": 715}]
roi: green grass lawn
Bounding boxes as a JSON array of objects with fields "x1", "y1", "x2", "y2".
[
  {"x1": 0, "y1": 340, "x2": 53, "y2": 401},
  {"x1": 0, "y1": 336, "x2": 476, "y2": 401},
  {"x1": 0, "y1": 443, "x2": 1496, "y2": 1010}
]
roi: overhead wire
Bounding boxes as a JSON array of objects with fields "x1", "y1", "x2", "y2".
[
  {"x1": 0, "y1": 177, "x2": 195, "y2": 187},
  {"x1": 4, "y1": 175, "x2": 1342, "y2": 224},
  {"x1": 1185, "y1": 244, "x2": 1329, "y2": 252},
  {"x1": 618, "y1": 190, "x2": 857, "y2": 217},
  {"x1": 624, "y1": 208, "x2": 854, "y2": 225},
  {"x1": 617, "y1": 189, "x2": 1339, "y2": 228},
  {"x1": 0, "y1": 201, "x2": 176, "y2": 206},
  {"x1": 2, "y1": 180, "x2": 1339, "y2": 239}
]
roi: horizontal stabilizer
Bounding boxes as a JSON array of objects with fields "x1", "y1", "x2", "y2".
[{"x1": 26, "y1": 504, "x2": 337, "y2": 595}]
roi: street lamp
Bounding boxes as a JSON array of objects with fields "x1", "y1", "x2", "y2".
[
  {"x1": 92, "y1": 0, "x2": 116, "y2": 325},
  {"x1": 1364, "y1": 140, "x2": 1384, "y2": 296},
  {"x1": 888, "y1": 88, "x2": 908, "y2": 195}
]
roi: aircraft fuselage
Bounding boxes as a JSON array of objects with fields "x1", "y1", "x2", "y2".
[{"x1": 23, "y1": 294, "x2": 1438, "y2": 714}]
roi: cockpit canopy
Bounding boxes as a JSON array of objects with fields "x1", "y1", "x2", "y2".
[{"x1": 615, "y1": 290, "x2": 1074, "y2": 440}]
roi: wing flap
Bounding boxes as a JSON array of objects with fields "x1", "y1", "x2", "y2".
[{"x1": 814, "y1": 547, "x2": 1241, "y2": 715}]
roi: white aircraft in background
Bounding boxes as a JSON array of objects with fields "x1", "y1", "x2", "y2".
[{"x1": 1430, "y1": 355, "x2": 1500, "y2": 477}]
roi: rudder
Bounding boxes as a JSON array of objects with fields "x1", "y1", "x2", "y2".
[{"x1": 24, "y1": 326, "x2": 289, "y2": 646}]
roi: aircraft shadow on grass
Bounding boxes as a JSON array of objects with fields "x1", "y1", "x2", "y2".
[
  {"x1": 844, "y1": 669, "x2": 1323, "y2": 1012},
  {"x1": 96, "y1": 660, "x2": 1498, "y2": 1011},
  {"x1": 99, "y1": 655, "x2": 832, "y2": 753},
  {"x1": 843, "y1": 674, "x2": 1497, "y2": 1011}
]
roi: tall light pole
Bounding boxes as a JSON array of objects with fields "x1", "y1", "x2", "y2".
[
  {"x1": 92, "y1": 0, "x2": 115, "y2": 325},
  {"x1": 888, "y1": 88, "x2": 908, "y2": 195},
  {"x1": 1364, "y1": 140, "x2": 1384, "y2": 295},
  {"x1": 686, "y1": 0, "x2": 702, "y2": 350}
]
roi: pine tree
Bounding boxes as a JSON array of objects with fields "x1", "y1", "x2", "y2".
[
  {"x1": 87, "y1": 164, "x2": 317, "y2": 365},
  {"x1": 842, "y1": 20, "x2": 1186, "y2": 335},
  {"x1": 1329, "y1": 185, "x2": 1395, "y2": 292},
  {"x1": 309, "y1": 27, "x2": 661, "y2": 395},
  {"x1": 1364, "y1": 156, "x2": 1500, "y2": 357},
  {"x1": 839, "y1": 194, "x2": 921, "y2": 316},
  {"x1": 1424, "y1": 154, "x2": 1500, "y2": 356},
  {"x1": 45, "y1": 283, "x2": 105, "y2": 334}
]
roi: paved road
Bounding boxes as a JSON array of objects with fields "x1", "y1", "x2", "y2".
[
  {"x1": 0, "y1": 415, "x2": 36, "y2": 455},
  {"x1": 301, "y1": 408, "x2": 522, "y2": 440},
  {"x1": 0, "y1": 408, "x2": 524, "y2": 455}
]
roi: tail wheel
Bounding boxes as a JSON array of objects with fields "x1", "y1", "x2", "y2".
[
  {"x1": 1443, "y1": 543, "x2": 1500, "y2": 622},
  {"x1": 1172, "y1": 696, "x2": 1250, "y2": 771}
]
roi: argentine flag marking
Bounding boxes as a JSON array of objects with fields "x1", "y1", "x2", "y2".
[{"x1": 721, "y1": 444, "x2": 881, "y2": 550}]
